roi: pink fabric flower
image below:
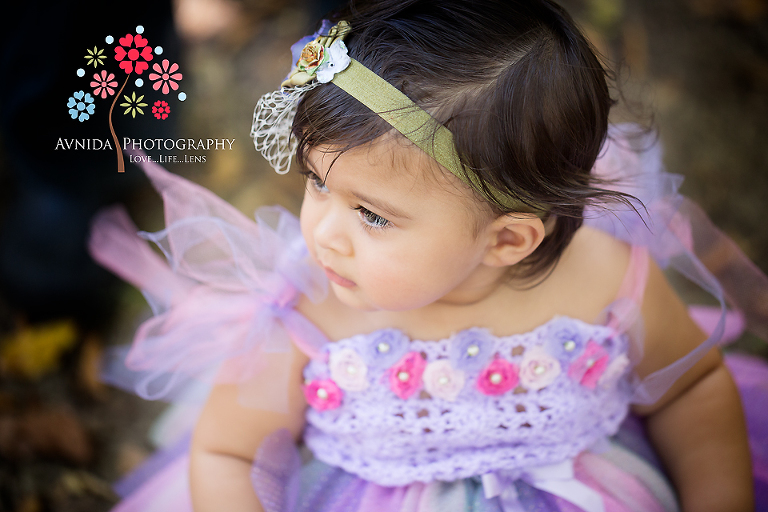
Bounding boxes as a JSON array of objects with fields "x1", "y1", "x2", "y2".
[
  {"x1": 423, "y1": 360, "x2": 465, "y2": 401},
  {"x1": 149, "y1": 59, "x2": 183, "y2": 94},
  {"x1": 567, "y1": 340, "x2": 610, "y2": 389},
  {"x1": 477, "y1": 358, "x2": 519, "y2": 395},
  {"x1": 303, "y1": 379, "x2": 343, "y2": 411},
  {"x1": 389, "y1": 352, "x2": 427, "y2": 400},
  {"x1": 90, "y1": 70, "x2": 118, "y2": 99},
  {"x1": 329, "y1": 347, "x2": 369, "y2": 391},
  {"x1": 598, "y1": 354, "x2": 630, "y2": 389},
  {"x1": 519, "y1": 346, "x2": 561, "y2": 391},
  {"x1": 114, "y1": 33, "x2": 154, "y2": 75}
]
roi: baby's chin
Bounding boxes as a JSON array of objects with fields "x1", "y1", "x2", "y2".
[{"x1": 328, "y1": 284, "x2": 380, "y2": 312}]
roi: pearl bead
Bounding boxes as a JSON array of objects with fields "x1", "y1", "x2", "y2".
[
  {"x1": 377, "y1": 342, "x2": 390, "y2": 353},
  {"x1": 586, "y1": 358, "x2": 595, "y2": 368},
  {"x1": 466, "y1": 344, "x2": 480, "y2": 357},
  {"x1": 346, "y1": 365, "x2": 357, "y2": 374},
  {"x1": 438, "y1": 376, "x2": 449, "y2": 385},
  {"x1": 563, "y1": 340, "x2": 576, "y2": 352},
  {"x1": 398, "y1": 371, "x2": 410, "y2": 382},
  {"x1": 316, "y1": 388, "x2": 328, "y2": 400},
  {"x1": 534, "y1": 365, "x2": 545, "y2": 375},
  {"x1": 489, "y1": 372, "x2": 503, "y2": 385}
]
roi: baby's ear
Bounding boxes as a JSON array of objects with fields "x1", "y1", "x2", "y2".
[{"x1": 482, "y1": 214, "x2": 546, "y2": 267}]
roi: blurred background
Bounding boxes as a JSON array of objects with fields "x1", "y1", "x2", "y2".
[{"x1": 0, "y1": 0, "x2": 766, "y2": 510}]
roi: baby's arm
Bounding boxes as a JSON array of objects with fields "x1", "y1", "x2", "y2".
[
  {"x1": 189, "y1": 344, "x2": 310, "y2": 512},
  {"x1": 632, "y1": 260, "x2": 754, "y2": 512}
]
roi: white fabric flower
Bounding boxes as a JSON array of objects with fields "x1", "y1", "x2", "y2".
[
  {"x1": 329, "y1": 347, "x2": 369, "y2": 391},
  {"x1": 519, "y1": 346, "x2": 561, "y2": 391},
  {"x1": 316, "y1": 39, "x2": 351, "y2": 83},
  {"x1": 423, "y1": 360, "x2": 465, "y2": 402}
]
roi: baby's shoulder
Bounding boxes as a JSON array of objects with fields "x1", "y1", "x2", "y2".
[
  {"x1": 557, "y1": 224, "x2": 632, "y2": 290},
  {"x1": 536, "y1": 225, "x2": 633, "y2": 322}
]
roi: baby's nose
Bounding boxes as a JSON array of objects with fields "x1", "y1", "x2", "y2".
[{"x1": 314, "y1": 205, "x2": 353, "y2": 257}]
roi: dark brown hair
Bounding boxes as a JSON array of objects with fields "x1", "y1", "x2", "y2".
[{"x1": 293, "y1": 0, "x2": 637, "y2": 281}]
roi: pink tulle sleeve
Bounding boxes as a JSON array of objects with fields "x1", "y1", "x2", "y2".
[
  {"x1": 88, "y1": 158, "x2": 329, "y2": 410},
  {"x1": 586, "y1": 124, "x2": 768, "y2": 405}
]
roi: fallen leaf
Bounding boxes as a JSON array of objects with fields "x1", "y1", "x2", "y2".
[{"x1": 0, "y1": 320, "x2": 78, "y2": 380}]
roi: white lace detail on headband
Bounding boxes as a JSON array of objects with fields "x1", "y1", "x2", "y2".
[{"x1": 250, "y1": 81, "x2": 320, "y2": 175}]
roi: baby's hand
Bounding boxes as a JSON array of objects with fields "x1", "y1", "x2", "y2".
[{"x1": 189, "y1": 345, "x2": 309, "y2": 512}]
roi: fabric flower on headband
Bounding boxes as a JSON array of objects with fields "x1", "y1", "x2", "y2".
[
  {"x1": 288, "y1": 38, "x2": 350, "y2": 84},
  {"x1": 252, "y1": 21, "x2": 353, "y2": 175},
  {"x1": 282, "y1": 21, "x2": 352, "y2": 87},
  {"x1": 296, "y1": 41, "x2": 325, "y2": 75},
  {"x1": 316, "y1": 40, "x2": 351, "y2": 83}
]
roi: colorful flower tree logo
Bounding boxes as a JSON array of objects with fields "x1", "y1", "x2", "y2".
[
  {"x1": 120, "y1": 92, "x2": 148, "y2": 118},
  {"x1": 67, "y1": 91, "x2": 95, "y2": 122},
  {"x1": 91, "y1": 70, "x2": 117, "y2": 98},
  {"x1": 85, "y1": 47, "x2": 106, "y2": 67},
  {"x1": 152, "y1": 100, "x2": 170, "y2": 120},
  {"x1": 68, "y1": 25, "x2": 187, "y2": 172},
  {"x1": 114, "y1": 34, "x2": 153, "y2": 75},
  {"x1": 150, "y1": 60, "x2": 182, "y2": 94}
]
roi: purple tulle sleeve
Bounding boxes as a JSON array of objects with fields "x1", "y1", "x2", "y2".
[
  {"x1": 586, "y1": 124, "x2": 768, "y2": 404},
  {"x1": 88, "y1": 158, "x2": 329, "y2": 410}
]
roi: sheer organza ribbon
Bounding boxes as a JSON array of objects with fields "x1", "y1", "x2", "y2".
[
  {"x1": 586, "y1": 125, "x2": 768, "y2": 404},
  {"x1": 481, "y1": 458, "x2": 605, "y2": 512},
  {"x1": 89, "y1": 156, "x2": 329, "y2": 411}
]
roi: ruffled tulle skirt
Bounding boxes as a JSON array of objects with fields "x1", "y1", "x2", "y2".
[
  {"x1": 109, "y1": 354, "x2": 768, "y2": 512},
  {"x1": 286, "y1": 418, "x2": 677, "y2": 512}
]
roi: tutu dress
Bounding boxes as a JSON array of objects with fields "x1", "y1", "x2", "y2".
[{"x1": 89, "y1": 127, "x2": 768, "y2": 512}]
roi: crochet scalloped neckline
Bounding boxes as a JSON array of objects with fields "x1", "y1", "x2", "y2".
[{"x1": 322, "y1": 313, "x2": 611, "y2": 347}]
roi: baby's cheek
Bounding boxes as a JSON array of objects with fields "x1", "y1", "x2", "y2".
[
  {"x1": 363, "y1": 266, "x2": 401, "y2": 297},
  {"x1": 299, "y1": 201, "x2": 318, "y2": 257}
]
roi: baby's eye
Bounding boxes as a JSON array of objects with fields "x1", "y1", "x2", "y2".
[
  {"x1": 354, "y1": 206, "x2": 390, "y2": 231},
  {"x1": 303, "y1": 170, "x2": 328, "y2": 193}
]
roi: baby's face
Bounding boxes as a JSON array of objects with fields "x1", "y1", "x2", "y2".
[{"x1": 299, "y1": 137, "x2": 498, "y2": 312}]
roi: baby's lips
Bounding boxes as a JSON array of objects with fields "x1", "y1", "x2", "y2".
[{"x1": 324, "y1": 266, "x2": 355, "y2": 287}]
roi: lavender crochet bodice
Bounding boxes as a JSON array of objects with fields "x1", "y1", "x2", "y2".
[{"x1": 302, "y1": 317, "x2": 633, "y2": 486}]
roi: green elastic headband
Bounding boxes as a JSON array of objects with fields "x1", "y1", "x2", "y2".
[{"x1": 331, "y1": 58, "x2": 537, "y2": 213}]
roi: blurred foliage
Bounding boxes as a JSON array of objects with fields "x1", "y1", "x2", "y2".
[{"x1": 1, "y1": 321, "x2": 78, "y2": 380}]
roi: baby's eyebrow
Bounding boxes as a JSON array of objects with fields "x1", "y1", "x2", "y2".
[
  {"x1": 351, "y1": 191, "x2": 411, "y2": 220},
  {"x1": 306, "y1": 155, "x2": 410, "y2": 220}
]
